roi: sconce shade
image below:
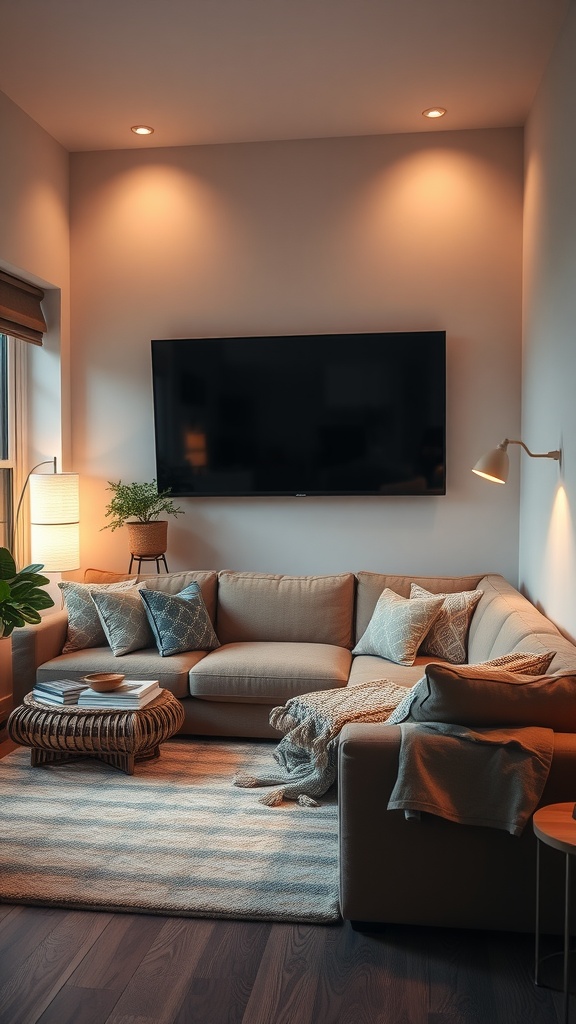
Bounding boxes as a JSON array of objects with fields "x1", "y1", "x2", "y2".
[
  {"x1": 472, "y1": 445, "x2": 509, "y2": 484},
  {"x1": 29, "y1": 472, "x2": 80, "y2": 571},
  {"x1": 472, "y1": 438, "x2": 561, "y2": 486}
]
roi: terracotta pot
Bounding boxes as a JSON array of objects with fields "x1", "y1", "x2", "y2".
[{"x1": 126, "y1": 520, "x2": 168, "y2": 557}]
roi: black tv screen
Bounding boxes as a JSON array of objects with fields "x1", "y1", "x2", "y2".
[{"x1": 151, "y1": 331, "x2": 446, "y2": 497}]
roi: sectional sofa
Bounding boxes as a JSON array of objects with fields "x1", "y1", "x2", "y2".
[{"x1": 11, "y1": 567, "x2": 576, "y2": 934}]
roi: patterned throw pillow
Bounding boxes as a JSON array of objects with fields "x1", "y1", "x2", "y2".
[
  {"x1": 410, "y1": 583, "x2": 482, "y2": 664},
  {"x1": 140, "y1": 583, "x2": 220, "y2": 657},
  {"x1": 90, "y1": 586, "x2": 155, "y2": 656},
  {"x1": 352, "y1": 588, "x2": 444, "y2": 666},
  {"x1": 59, "y1": 579, "x2": 138, "y2": 653},
  {"x1": 385, "y1": 650, "x2": 556, "y2": 725},
  {"x1": 461, "y1": 651, "x2": 555, "y2": 675}
]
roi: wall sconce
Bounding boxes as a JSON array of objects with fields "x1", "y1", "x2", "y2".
[
  {"x1": 472, "y1": 438, "x2": 561, "y2": 485},
  {"x1": 12, "y1": 458, "x2": 80, "y2": 571}
]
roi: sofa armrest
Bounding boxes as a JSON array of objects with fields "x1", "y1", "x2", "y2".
[
  {"x1": 10, "y1": 610, "x2": 69, "y2": 705},
  {"x1": 338, "y1": 722, "x2": 576, "y2": 933}
]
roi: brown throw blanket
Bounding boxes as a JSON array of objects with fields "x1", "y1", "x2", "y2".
[{"x1": 387, "y1": 722, "x2": 554, "y2": 836}]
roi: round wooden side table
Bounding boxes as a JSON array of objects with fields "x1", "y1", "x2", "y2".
[
  {"x1": 7, "y1": 688, "x2": 185, "y2": 776},
  {"x1": 533, "y1": 802, "x2": 576, "y2": 1023}
]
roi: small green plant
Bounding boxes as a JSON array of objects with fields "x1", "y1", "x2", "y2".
[
  {"x1": 102, "y1": 480, "x2": 184, "y2": 532},
  {"x1": 0, "y1": 546, "x2": 55, "y2": 637}
]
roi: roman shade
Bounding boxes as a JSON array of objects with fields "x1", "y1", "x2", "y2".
[{"x1": 0, "y1": 270, "x2": 47, "y2": 345}]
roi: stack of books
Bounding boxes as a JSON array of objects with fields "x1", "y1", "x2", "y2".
[
  {"x1": 32, "y1": 679, "x2": 89, "y2": 705},
  {"x1": 77, "y1": 680, "x2": 161, "y2": 709}
]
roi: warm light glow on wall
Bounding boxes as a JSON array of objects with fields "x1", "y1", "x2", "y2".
[
  {"x1": 541, "y1": 484, "x2": 575, "y2": 628},
  {"x1": 102, "y1": 164, "x2": 220, "y2": 274}
]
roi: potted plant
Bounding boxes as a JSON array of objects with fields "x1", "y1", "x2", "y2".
[
  {"x1": 0, "y1": 546, "x2": 55, "y2": 719},
  {"x1": 101, "y1": 479, "x2": 184, "y2": 557},
  {"x1": 0, "y1": 546, "x2": 54, "y2": 637}
]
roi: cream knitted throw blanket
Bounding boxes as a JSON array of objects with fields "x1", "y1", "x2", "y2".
[{"x1": 234, "y1": 680, "x2": 408, "y2": 807}]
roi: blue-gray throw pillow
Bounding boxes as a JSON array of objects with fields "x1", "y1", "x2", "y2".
[
  {"x1": 91, "y1": 586, "x2": 155, "y2": 656},
  {"x1": 140, "y1": 582, "x2": 220, "y2": 657}
]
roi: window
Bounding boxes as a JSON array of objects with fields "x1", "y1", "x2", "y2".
[
  {"x1": 0, "y1": 334, "x2": 13, "y2": 548},
  {"x1": 0, "y1": 334, "x2": 27, "y2": 554}
]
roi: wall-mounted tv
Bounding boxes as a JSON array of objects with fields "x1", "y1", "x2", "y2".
[{"x1": 151, "y1": 331, "x2": 446, "y2": 497}]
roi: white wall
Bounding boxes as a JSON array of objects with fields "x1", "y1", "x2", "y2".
[
  {"x1": 521, "y1": 3, "x2": 576, "y2": 639},
  {"x1": 0, "y1": 90, "x2": 71, "y2": 469},
  {"x1": 0, "y1": 90, "x2": 70, "y2": 602},
  {"x1": 70, "y1": 128, "x2": 524, "y2": 578}
]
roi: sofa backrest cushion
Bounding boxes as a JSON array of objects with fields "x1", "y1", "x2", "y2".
[
  {"x1": 467, "y1": 574, "x2": 576, "y2": 674},
  {"x1": 354, "y1": 572, "x2": 484, "y2": 646},
  {"x1": 409, "y1": 661, "x2": 576, "y2": 731},
  {"x1": 141, "y1": 571, "x2": 219, "y2": 624},
  {"x1": 84, "y1": 569, "x2": 219, "y2": 625},
  {"x1": 216, "y1": 571, "x2": 355, "y2": 646},
  {"x1": 84, "y1": 569, "x2": 138, "y2": 584}
]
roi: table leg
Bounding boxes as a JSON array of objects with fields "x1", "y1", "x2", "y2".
[
  {"x1": 535, "y1": 839, "x2": 541, "y2": 985},
  {"x1": 564, "y1": 853, "x2": 571, "y2": 1024}
]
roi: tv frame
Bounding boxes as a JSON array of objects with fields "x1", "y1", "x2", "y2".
[{"x1": 151, "y1": 330, "x2": 446, "y2": 498}]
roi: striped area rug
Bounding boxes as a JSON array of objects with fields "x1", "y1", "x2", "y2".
[{"x1": 0, "y1": 739, "x2": 340, "y2": 923}]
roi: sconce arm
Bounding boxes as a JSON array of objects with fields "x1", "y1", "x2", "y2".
[{"x1": 503, "y1": 439, "x2": 561, "y2": 462}]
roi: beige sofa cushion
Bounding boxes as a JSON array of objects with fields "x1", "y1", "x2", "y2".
[
  {"x1": 141, "y1": 571, "x2": 219, "y2": 623},
  {"x1": 83, "y1": 569, "x2": 219, "y2": 623},
  {"x1": 189, "y1": 641, "x2": 352, "y2": 703},
  {"x1": 36, "y1": 646, "x2": 207, "y2": 699},
  {"x1": 83, "y1": 569, "x2": 138, "y2": 584},
  {"x1": 215, "y1": 571, "x2": 355, "y2": 646},
  {"x1": 347, "y1": 654, "x2": 439, "y2": 689},
  {"x1": 468, "y1": 575, "x2": 566, "y2": 665}
]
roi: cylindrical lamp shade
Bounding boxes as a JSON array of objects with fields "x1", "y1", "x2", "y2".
[{"x1": 29, "y1": 472, "x2": 80, "y2": 571}]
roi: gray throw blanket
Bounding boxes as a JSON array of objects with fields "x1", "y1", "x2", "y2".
[
  {"x1": 234, "y1": 680, "x2": 409, "y2": 807},
  {"x1": 388, "y1": 722, "x2": 554, "y2": 836}
]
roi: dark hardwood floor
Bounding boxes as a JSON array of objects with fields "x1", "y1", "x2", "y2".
[{"x1": 0, "y1": 728, "x2": 568, "y2": 1024}]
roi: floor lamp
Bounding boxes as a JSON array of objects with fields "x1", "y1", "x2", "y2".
[{"x1": 12, "y1": 458, "x2": 80, "y2": 571}]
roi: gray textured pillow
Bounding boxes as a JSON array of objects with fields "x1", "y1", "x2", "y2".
[
  {"x1": 410, "y1": 583, "x2": 482, "y2": 664},
  {"x1": 387, "y1": 650, "x2": 556, "y2": 725},
  {"x1": 59, "y1": 579, "x2": 138, "y2": 652},
  {"x1": 352, "y1": 588, "x2": 444, "y2": 666},
  {"x1": 140, "y1": 583, "x2": 220, "y2": 657},
  {"x1": 91, "y1": 586, "x2": 155, "y2": 656},
  {"x1": 408, "y1": 658, "x2": 574, "y2": 730}
]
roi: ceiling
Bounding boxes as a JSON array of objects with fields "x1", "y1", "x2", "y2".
[{"x1": 0, "y1": 0, "x2": 569, "y2": 152}]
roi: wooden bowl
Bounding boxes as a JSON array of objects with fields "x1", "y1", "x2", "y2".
[{"x1": 82, "y1": 673, "x2": 125, "y2": 692}]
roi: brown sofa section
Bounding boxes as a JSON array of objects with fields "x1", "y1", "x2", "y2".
[{"x1": 338, "y1": 572, "x2": 576, "y2": 935}]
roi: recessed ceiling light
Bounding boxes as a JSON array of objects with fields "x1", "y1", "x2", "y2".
[
  {"x1": 422, "y1": 107, "x2": 447, "y2": 119},
  {"x1": 131, "y1": 125, "x2": 154, "y2": 136}
]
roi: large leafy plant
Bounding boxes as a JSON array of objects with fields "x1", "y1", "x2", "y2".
[
  {"x1": 0, "y1": 546, "x2": 55, "y2": 637},
  {"x1": 102, "y1": 479, "x2": 184, "y2": 532}
]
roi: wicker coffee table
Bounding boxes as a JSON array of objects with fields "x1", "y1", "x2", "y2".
[{"x1": 7, "y1": 689, "x2": 185, "y2": 775}]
